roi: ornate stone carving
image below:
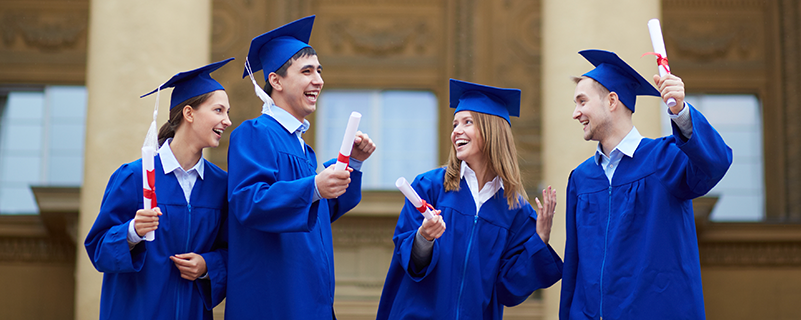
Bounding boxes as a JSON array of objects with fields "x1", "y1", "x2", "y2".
[
  {"x1": 332, "y1": 217, "x2": 396, "y2": 247},
  {"x1": 665, "y1": 20, "x2": 761, "y2": 63},
  {"x1": 700, "y1": 242, "x2": 801, "y2": 266},
  {"x1": 0, "y1": 237, "x2": 75, "y2": 263},
  {"x1": 327, "y1": 19, "x2": 430, "y2": 56},
  {"x1": 1, "y1": 11, "x2": 87, "y2": 51}
]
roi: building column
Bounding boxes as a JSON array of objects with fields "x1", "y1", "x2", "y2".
[
  {"x1": 75, "y1": 1, "x2": 211, "y2": 318},
  {"x1": 540, "y1": 0, "x2": 661, "y2": 318}
]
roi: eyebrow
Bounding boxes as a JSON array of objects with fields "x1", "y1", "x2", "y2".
[{"x1": 300, "y1": 64, "x2": 323, "y2": 71}]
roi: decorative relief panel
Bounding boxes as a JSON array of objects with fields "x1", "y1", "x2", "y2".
[
  {"x1": 0, "y1": 1, "x2": 89, "y2": 84},
  {"x1": 0, "y1": 237, "x2": 75, "y2": 263},
  {"x1": 326, "y1": 19, "x2": 431, "y2": 57},
  {"x1": 700, "y1": 242, "x2": 801, "y2": 266}
]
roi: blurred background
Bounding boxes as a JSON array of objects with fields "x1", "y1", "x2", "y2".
[{"x1": 1, "y1": 0, "x2": 800, "y2": 319}]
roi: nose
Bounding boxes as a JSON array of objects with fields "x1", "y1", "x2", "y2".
[
  {"x1": 312, "y1": 72, "x2": 324, "y2": 87},
  {"x1": 222, "y1": 113, "x2": 232, "y2": 128},
  {"x1": 572, "y1": 105, "x2": 581, "y2": 120}
]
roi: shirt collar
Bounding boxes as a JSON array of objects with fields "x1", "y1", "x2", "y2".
[
  {"x1": 264, "y1": 103, "x2": 310, "y2": 134},
  {"x1": 158, "y1": 138, "x2": 205, "y2": 179},
  {"x1": 459, "y1": 161, "x2": 504, "y2": 190},
  {"x1": 594, "y1": 126, "x2": 643, "y2": 165}
]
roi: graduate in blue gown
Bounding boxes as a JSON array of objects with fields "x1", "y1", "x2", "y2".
[
  {"x1": 84, "y1": 58, "x2": 234, "y2": 320},
  {"x1": 559, "y1": 50, "x2": 733, "y2": 320},
  {"x1": 377, "y1": 79, "x2": 564, "y2": 320},
  {"x1": 226, "y1": 16, "x2": 376, "y2": 319}
]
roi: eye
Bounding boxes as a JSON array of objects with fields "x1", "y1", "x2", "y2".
[{"x1": 465, "y1": 119, "x2": 473, "y2": 125}]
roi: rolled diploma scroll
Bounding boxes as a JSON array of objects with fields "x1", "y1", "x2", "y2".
[
  {"x1": 142, "y1": 146, "x2": 156, "y2": 241},
  {"x1": 395, "y1": 177, "x2": 435, "y2": 221},
  {"x1": 647, "y1": 18, "x2": 676, "y2": 107},
  {"x1": 334, "y1": 112, "x2": 362, "y2": 171}
]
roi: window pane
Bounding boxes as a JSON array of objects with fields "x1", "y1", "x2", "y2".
[
  {"x1": 316, "y1": 90, "x2": 438, "y2": 190},
  {"x1": 661, "y1": 94, "x2": 764, "y2": 221}
]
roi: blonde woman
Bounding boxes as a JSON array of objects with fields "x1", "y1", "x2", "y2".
[{"x1": 377, "y1": 79, "x2": 563, "y2": 319}]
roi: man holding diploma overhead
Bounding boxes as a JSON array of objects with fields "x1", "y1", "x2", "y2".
[
  {"x1": 377, "y1": 79, "x2": 563, "y2": 320},
  {"x1": 226, "y1": 15, "x2": 375, "y2": 320},
  {"x1": 559, "y1": 49, "x2": 732, "y2": 319}
]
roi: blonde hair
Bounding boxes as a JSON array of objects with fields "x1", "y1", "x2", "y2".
[{"x1": 444, "y1": 111, "x2": 528, "y2": 209}]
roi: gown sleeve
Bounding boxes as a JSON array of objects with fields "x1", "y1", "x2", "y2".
[
  {"x1": 495, "y1": 202, "x2": 564, "y2": 307},
  {"x1": 559, "y1": 170, "x2": 579, "y2": 319},
  {"x1": 391, "y1": 174, "x2": 441, "y2": 281},
  {"x1": 84, "y1": 162, "x2": 147, "y2": 273},
  {"x1": 322, "y1": 158, "x2": 363, "y2": 223},
  {"x1": 197, "y1": 204, "x2": 229, "y2": 310},
  {"x1": 227, "y1": 123, "x2": 319, "y2": 233},
  {"x1": 660, "y1": 104, "x2": 733, "y2": 199}
]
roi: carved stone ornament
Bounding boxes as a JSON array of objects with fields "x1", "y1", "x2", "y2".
[
  {"x1": 700, "y1": 242, "x2": 801, "y2": 266},
  {"x1": 327, "y1": 19, "x2": 430, "y2": 56},
  {"x1": 1, "y1": 11, "x2": 87, "y2": 52}
]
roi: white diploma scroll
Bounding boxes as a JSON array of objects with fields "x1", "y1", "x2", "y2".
[
  {"x1": 334, "y1": 112, "x2": 362, "y2": 171},
  {"x1": 395, "y1": 177, "x2": 435, "y2": 221},
  {"x1": 141, "y1": 146, "x2": 157, "y2": 241},
  {"x1": 647, "y1": 18, "x2": 676, "y2": 107}
]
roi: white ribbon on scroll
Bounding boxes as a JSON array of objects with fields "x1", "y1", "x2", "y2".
[
  {"x1": 647, "y1": 18, "x2": 677, "y2": 107},
  {"x1": 334, "y1": 112, "x2": 362, "y2": 171},
  {"x1": 395, "y1": 177, "x2": 435, "y2": 221}
]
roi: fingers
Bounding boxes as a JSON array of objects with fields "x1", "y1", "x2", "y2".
[
  {"x1": 351, "y1": 132, "x2": 376, "y2": 161},
  {"x1": 315, "y1": 166, "x2": 352, "y2": 199},
  {"x1": 653, "y1": 74, "x2": 685, "y2": 111},
  {"x1": 134, "y1": 208, "x2": 161, "y2": 237},
  {"x1": 170, "y1": 253, "x2": 206, "y2": 281},
  {"x1": 419, "y1": 215, "x2": 446, "y2": 241}
]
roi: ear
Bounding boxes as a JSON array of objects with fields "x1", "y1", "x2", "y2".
[
  {"x1": 606, "y1": 91, "x2": 620, "y2": 112},
  {"x1": 183, "y1": 105, "x2": 194, "y2": 123},
  {"x1": 268, "y1": 72, "x2": 282, "y2": 93}
]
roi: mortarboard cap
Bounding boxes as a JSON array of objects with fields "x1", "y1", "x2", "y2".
[
  {"x1": 141, "y1": 57, "x2": 234, "y2": 109},
  {"x1": 579, "y1": 49, "x2": 660, "y2": 113},
  {"x1": 449, "y1": 79, "x2": 521, "y2": 125},
  {"x1": 243, "y1": 15, "x2": 315, "y2": 81}
]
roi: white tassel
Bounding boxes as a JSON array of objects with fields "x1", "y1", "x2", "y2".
[{"x1": 245, "y1": 57, "x2": 275, "y2": 116}]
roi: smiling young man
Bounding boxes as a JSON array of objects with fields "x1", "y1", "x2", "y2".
[
  {"x1": 559, "y1": 50, "x2": 732, "y2": 320},
  {"x1": 225, "y1": 16, "x2": 376, "y2": 319}
]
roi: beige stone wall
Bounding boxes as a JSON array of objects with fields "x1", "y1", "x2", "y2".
[
  {"x1": 75, "y1": 1, "x2": 212, "y2": 319},
  {"x1": 541, "y1": 0, "x2": 661, "y2": 318}
]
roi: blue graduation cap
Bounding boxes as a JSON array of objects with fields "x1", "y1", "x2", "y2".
[
  {"x1": 449, "y1": 79, "x2": 521, "y2": 125},
  {"x1": 141, "y1": 57, "x2": 234, "y2": 109},
  {"x1": 243, "y1": 15, "x2": 315, "y2": 81},
  {"x1": 579, "y1": 49, "x2": 660, "y2": 113}
]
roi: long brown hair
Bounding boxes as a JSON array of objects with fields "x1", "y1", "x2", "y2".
[
  {"x1": 444, "y1": 111, "x2": 528, "y2": 209},
  {"x1": 157, "y1": 92, "x2": 215, "y2": 146}
]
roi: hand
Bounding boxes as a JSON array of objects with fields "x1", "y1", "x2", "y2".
[
  {"x1": 133, "y1": 207, "x2": 162, "y2": 237},
  {"x1": 350, "y1": 131, "x2": 376, "y2": 162},
  {"x1": 315, "y1": 164, "x2": 352, "y2": 199},
  {"x1": 534, "y1": 186, "x2": 556, "y2": 245},
  {"x1": 418, "y1": 209, "x2": 446, "y2": 241},
  {"x1": 170, "y1": 253, "x2": 207, "y2": 281},
  {"x1": 653, "y1": 73, "x2": 686, "y2": 115}
]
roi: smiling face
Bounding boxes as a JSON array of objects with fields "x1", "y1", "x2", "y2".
[
  {"x1": 451, "y1": 111, "x2": 485, "y2": 168},
  {"x1": 269, "y1": 54, "x2": 323, "y2": 121},
  {"x1": 573, "y1": 77, "x2": 612, "y2": 142},
  {"x1": 186, "y1": 90, "x2": 232, "y2": 149}
]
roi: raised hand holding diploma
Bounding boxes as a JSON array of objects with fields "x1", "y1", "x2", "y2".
[
  {"x1": 141, "y1": 92, "x2": 160, "y2": 241},
  {"x1": 645, "y1": 18, "x2": 677, "y2": 108},
  {"x1": 335, "y1": 112, "x2": 362, "y2": 171},
  {"x1": 395, "y1": 177, "x2": 436, "y2": 220}
]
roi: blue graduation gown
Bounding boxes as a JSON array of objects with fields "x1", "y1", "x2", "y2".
[
  {"x1": 377, "y1": 168, "x2": 563, "y2": 320},
  {"x1": 84, "y1": 156, "x2": 229, "y2": 320},
  {"x1": 559, "y1": 105, "x2": 733, "y2": 320},
  {"x1": 226, "y1": 114, "x2": 362, "y2": 319}
]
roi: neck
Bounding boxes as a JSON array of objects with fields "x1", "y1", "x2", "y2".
[
  {"x1": 466, "y1": 160, "x2": 495, "y2": 188},
  {"x1": 599, "y1": 118, "x2": 633, "y2": 157},
  {"x1": 272, "y1": 95, "x2": 305, "y2": 123},
  {"x1": 170, "y1": 131, "x2": 203, "y2": 171}
]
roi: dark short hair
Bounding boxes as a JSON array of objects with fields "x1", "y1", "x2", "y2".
[{"x1": 263, "y1": 46, "x2": 318, "y2": 96}]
